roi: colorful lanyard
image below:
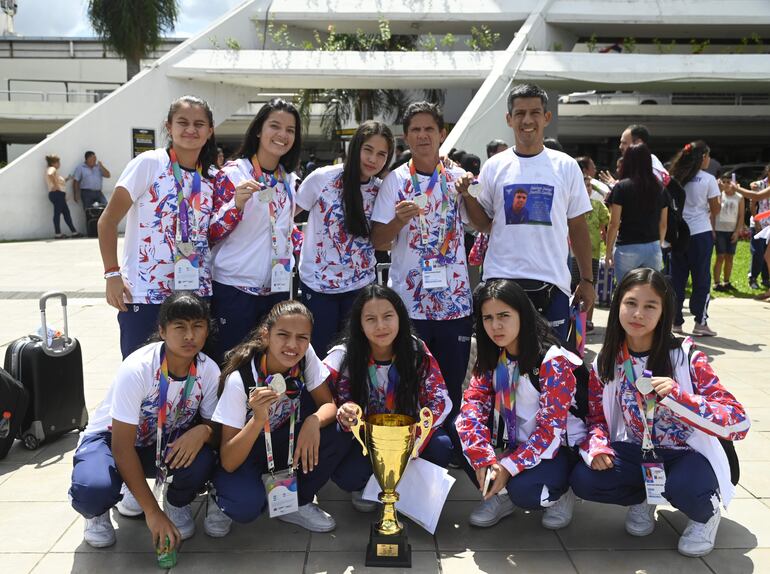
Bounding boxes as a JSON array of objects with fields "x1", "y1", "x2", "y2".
[
  {"x1": 251, "y1": 157, "x2": 295, "y2": 258},
  {"x1": 620, "y1": 344, "x2": 656, "y2": 455},
  {"x1": 491, "y1": 349, "x2": 518, "y2": 445},
  {"x1": 367, "y1": 356, "x2": 399, "y2": 412},
  {"x1": 168, "y1": 148, "x2": 202, "y2": 251},
  {"x1": 570, "y1": 303, "x2": 586, "y2": 356},
  {"x1": 257, "y1": 354, "x2": 300, "y2": 474},
  {"x1": 408, "y1": 160, "x2": 453, "y2": 255},
  {"x1": 155, "y1": 346, "x2": 198, "y2": 474}
]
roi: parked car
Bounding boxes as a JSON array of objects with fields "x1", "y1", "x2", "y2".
[{"x1": 558, "y1": 91, "x2": 671, "y2": 105}]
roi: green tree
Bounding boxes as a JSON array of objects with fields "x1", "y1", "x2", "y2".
[
  {"x1": 264, "y1": 19, "x2": 444, "y2": 140},
  {"x1": 88, "y1": 0, "x2": 179, "y2": 79}
]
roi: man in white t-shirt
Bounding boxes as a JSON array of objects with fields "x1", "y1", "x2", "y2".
[
  {"x1": 619, "y1": 124, "x2": 670, "y2": 186},
  {"x1": 371, "y1": 101, "x2": 472, "y2": 434},
  {"x1": 458, "y1": 83, "x2": 595, "y2": 339}
]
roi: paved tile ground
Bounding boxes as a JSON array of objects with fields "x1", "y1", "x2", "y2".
[{"x1": 1, "y1": 238, "x2": 768, "y2": 573}]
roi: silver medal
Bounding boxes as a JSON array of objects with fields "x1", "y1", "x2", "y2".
[
  {"x1": 413, "y1": 194, "x2": 428, "y2": 209},
  {"x1": 270, "y1": 373, "x2": 287, "y2": 395},
  {"x1": 178, "y1": 242, "x2": 194, "y2": 257},
  {"x1": 258, "y1": 187, "x2": 274, "y2": 203},
  {"x1": 635, "y1": 376, "x2": 654, "y2": 395}
]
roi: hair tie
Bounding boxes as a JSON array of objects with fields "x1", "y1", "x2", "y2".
[{"x1": 684, "y1": 143, "x2": 692, "y2": 152}]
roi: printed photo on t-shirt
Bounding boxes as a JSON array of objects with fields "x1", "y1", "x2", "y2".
[{"x1": 503, "y1": 183, "x2": 554, "y2": 226}]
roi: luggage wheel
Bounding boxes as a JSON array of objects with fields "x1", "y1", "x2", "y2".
[{"x1": 22, "y1": 433, "x2": 40, "y2": 450}]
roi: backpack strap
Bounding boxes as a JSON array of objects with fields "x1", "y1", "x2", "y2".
[{"x1": 239, "y1": 356, "x2": 258, "y2": 397}]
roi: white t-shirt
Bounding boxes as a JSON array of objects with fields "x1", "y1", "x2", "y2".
[
  {"x1": 83, "y1": 342, "x2": 220, "y2": 447},
  {"x1": 477, "y1": 147, "x2": 592, "y2": 295},
  {"x1": 211, "y1": 158, "x2": 299, "y2": 295},
  {"x1": 371, "y1": 162, "x2": 472, "y2": 321},
  {"x1": 297, "y1": 164, "x2": 379, "y2": 293},
  {"x1": 682, "y1": 170, "x2": 721, "y2": 236},
  {"x1": 116, "y1": 148, "x2": 215, "y2": 304},
  {"x1": 211, "y1": 344, "x2": 329, "y2": 431},
  {"x1": 715, "y1": 192, "x2": 742, "y2": 233}
]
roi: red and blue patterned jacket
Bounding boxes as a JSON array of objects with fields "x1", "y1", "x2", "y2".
[
  {"x1": 456, "y1": 353, "x2": 578, "y2": 478},
  {"x1": 581, "y1": 341, "x2": 749, "y2": 464}
]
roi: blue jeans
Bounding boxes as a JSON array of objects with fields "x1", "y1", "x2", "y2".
[
  {"x1": 299, "y1": 282, "x2": 367, "y2": 357},
  {"x1": 117, "y1": 304, "x2": 161, "y2": 359},
  {"x1": 750, "y1": 229, "x2": 770, "y2": 284},
  {"x1": 210, "y1": 281, "x2": 288, "y2": 363},
  {"x1": 48, "y1": 190, "x2": 76, "y2": 234},
  {"x1": 412, "y1": 317, "x2": 473, "y2": 432},
  {"x1": 613, "y1": 241, "x2": 662, "y2": 281},
  {"x1": 570, "y1": 441, "x2": 719, "y2": 524},
  {"x1": 69, "y1": 432, "x2": 215, "y2": 518},
  {"x1": 671, "y1": 231, "x2": 713, "y2": 326}
]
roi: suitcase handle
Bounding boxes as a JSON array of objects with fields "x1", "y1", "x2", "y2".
[{"x1": 38, "y1": 291, "x2": 74, "y2": 356}]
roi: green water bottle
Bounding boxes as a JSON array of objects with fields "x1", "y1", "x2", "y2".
[{"x1": 156, "y1": 536, "x2": 177, "y2": 568}]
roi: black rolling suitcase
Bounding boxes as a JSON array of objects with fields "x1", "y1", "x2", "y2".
[
  {"x1": 3, "y1": 292, "x2": 88, "y2": 450},
  {"x1": 0, "y1": 367, "x2": 29, "y2": 459},
  {"x1": 85, "y1": 205, "x2": 105, "y2": 238}
]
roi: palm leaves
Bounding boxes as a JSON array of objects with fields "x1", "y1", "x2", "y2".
[{"x1": 87, "y1": 0, "x2": 179, "y2": 79}]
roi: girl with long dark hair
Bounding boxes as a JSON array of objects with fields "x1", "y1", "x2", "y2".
[
  {"x1": 98, "y1": 95, "x2": 219, "y2": 359},
  {"x1": 571, "y1": 268, "x2": 749, "y2": 557},
  {"x1": 326, "y1": 284, "x2": 453, "y2": 511},
  {"x1": 455, "y1": 279, "x2": 586, "y2": 530},
  {"x1": 295, "y1": 120, "x2": 395, "y2": 356},
  {"x1": 70, "y1": 293, "x2": 219, "y2": 550},
  {"x1": 605, "y1": 143, "x2": 668, "y2": 279},
  {"x1": 205, "y1": 300, "x2": 345, "y2": 536},
  {"x1": 668, "y1": 140, "x2": 721, "y2": 336},
  {"x1": 208, "y1": 97, "x2": 303, "y2": 361}
]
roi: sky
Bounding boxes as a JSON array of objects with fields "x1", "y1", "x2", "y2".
[{"x1": 12, "y1": 0, "x2": 244, "y2": 38}]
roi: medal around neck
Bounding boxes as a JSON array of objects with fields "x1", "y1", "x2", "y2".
[
  {"x1": 413, "y1": 194, "x2": 428, "y2": 209},
  {"x1": 258, "y1": 187, "x2": 274, "y2": 203},
  {"x1": 635, "y1": 374, "x2": 654, "y2": 396},
  {"x1": 269, "y1": 373, "x2": 287, "y2": 396}
]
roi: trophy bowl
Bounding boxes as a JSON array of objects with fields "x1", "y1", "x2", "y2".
[{"x1": 350, "y1": 405, "x2": 433, "y2": 567}]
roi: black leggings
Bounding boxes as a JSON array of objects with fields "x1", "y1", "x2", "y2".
[{"x1": 48, "y1": 191, "x2": 76, "y2": 234}]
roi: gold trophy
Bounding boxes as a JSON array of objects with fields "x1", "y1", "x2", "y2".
[{"x1": 350, "y1": 404, "x2": 433, "y2": 568}]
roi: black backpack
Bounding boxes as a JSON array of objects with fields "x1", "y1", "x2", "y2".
[{"x1": 665, "y1": 178, "x2": 691, "y2": 253}]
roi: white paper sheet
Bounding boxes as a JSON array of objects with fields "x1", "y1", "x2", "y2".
[{"x1": 362, "y1": 457, "x2": 455, "y2": 535}]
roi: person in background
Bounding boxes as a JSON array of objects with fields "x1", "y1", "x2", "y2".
[
  {"x1": 486, "y1": 139, "x2": 509, "y2": 159},
  {"x1": 73, "y1": 151, "x2": 110, "y2": 209},
  {"x1": 712, "y1": 174, "x2": 745, "y2": 292},
  {"x1": 45, "y1": 154, "x2": 80, "y2": 239}
]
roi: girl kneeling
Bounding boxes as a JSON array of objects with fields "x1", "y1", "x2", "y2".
[
  {"x1": 456, "y1": 279, "x2": 586, "y2": 530},
  {"x1": 206, "y1": 300, "x2": 346, "y2": 535},
  {"x1": 70, "y1": 293, "x2": 219, "y2": 551},
  {"x1": 326, "y1": 284, "x2": 454, "y2": 511},
  {"x1": 570, "y1": 268, "x2": 749, "y2": 557}
]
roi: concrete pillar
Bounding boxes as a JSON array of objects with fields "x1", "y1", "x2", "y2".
[{"x1": 545, "y1": 89, "x2": 559, "y2": 141}]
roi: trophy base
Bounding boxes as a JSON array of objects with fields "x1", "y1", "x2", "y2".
[{"x1": 365, "y1": 523, "x2": 412, "y2": 568}]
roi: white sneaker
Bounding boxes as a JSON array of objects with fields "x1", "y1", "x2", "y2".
[
  {"x1": 469, "y1": 493, "x2": 515, "y2": 528},
  {"x1": 625, "y1": 503, "x2": 656, "y2": 536},
  {"x1": 116, "y1": 484, "x2": 143, "y2": 517},
  {"x1": 351, "y1": 490, "x2": 378, "y2": 513},
  {"x1": 541, "y1": 489, "x2": 576, "y2": 530},
  {"x1": 84, "y1": 511, "x2": 116, "y2": 548},
  {"x1": 276, "y1": 503, "x2": 336, "y2": 532},
  {"x1": 163, "y1": 499, "x2": 195, "y2": 540},
  {"x1": 203, "y1": 494, "x2": 232, "y2": 538},
  {"x1": 678, "y1": 508, "x2": 721, "y2": 557}
]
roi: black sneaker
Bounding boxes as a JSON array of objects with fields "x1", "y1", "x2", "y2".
[{"x1": 723, "y1": 282, "x2": 734, "y2": 290}]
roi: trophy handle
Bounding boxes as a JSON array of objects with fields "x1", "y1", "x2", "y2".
[
  {"x1": 411, "y1": 407, "x2": 434, "y2": 458},
  {"x1": 349, "y1": 403, "x2": 368, "y2": 457}
]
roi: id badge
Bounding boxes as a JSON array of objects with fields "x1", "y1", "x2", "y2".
[
  {"x1": 270, "y1": 259, "x2": 291, "y2": 293},
  {"x1": 642, "y1": 462, "x2": 667, "y2": 505},
  {"x1": 174, "y1": 255, "x2": 200, "y2": 291},
  {"x1": 262, "y1": 469, "x2": 299, "y2": 518},
  {"x1": 421, "y1": 259, "x2": 448, "y2": 290}
]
